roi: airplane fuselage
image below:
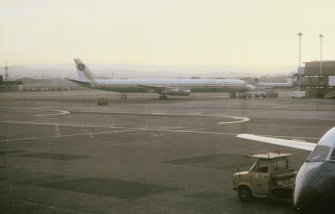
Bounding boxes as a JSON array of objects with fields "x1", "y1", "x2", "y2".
[{"x1": 90, "y1": 78, "x2": 254, "y2": 93}]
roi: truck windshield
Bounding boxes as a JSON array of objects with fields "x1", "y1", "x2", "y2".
[
  {"x1": 251, "y1": 160, "x2": 268, "y2": 173},
  {"x1": 307, "y1": 145, "x2": 331, "y2": 162}
]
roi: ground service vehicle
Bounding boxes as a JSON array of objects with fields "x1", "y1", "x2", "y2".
[
  {"x1": 233, "y1": 153, "x2": 297, "y2": 202},
  {"x1": 238, "y1": 92, "x2": 253, "y2": 98},
  {"x1": 291, "y1": 91, "x2": 306, "y2": 98},
  {"x1": 254, "y1": 88, "x2": 278, "y2": 98},
  {"x1": 97, "y1": 97, "x2": 108, "y2": 105}
]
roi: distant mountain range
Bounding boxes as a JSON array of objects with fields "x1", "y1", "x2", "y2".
[{"x1": 0, "y1": 63, "x2": 297, "y2": 80}]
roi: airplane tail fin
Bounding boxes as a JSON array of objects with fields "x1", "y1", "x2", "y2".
[{"x1": 73, "y1": 58, "x2": 98, "y2": 87}]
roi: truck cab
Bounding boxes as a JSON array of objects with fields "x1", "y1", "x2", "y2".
[{"x1": 233, "y1": 153, "x2": 296, "y2": 202}]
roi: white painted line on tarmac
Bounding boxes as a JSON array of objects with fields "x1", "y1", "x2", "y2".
[
  {"x1": 0, "y1": 196, "x2": 80, "y2": 214},
  {"x1": 0, "y1": 121, "x2": 113, "y2": 128},
  {"x1": 217, "y1": 116, "x2": 250, "y2": 125},
  {"x1": 0, "y1": 129, "x2": 137, "y2": 143},
  {"x1": 0, "y1": 120, "x2": 238, "y2": 142},
  {"x1": 151, "y1": 133, "x2": 165, "y2": 137},
  {"x1": 35, "y1": 110, "x2": 70, "y2": 117},
  {"x1": 185, "y1": 128, "x2": 207, "y2": 131},
  {"x1": 55, "y1": 124, "x2": 60, "y2": 137},
  {"x1": 0, "y1": 120, "x2": 320, "y2": 142},
  {"x1": 113, "y1": 127, "x2": 241, "y2": 136},
  {"x1": 140, "y1": 112, "x2": 201, "y2": 116},
  {"x1": 88, "y1": 133, "x2": 95, "y2": 138}
]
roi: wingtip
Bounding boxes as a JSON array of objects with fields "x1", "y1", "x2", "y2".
[{"x1": 236, "y1": 133, "x2": 253, "y2": 138}]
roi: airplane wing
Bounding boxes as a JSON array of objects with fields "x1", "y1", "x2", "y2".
[
  {"x1": 236, "y1": 134, "x2": 316, "y2": 151},
  {"x1": 138, "y1": 84, "x2": 165, "y2": 91},
  {"x1": 68, "y1": 79, "x2": 92, "y2": 87},
  {"x1": 137, "y1": 84, "x2": 191, "y2": 95}
]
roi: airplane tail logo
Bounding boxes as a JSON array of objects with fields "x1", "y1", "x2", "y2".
[{"x1": 74, "y1": 58, "x2": 98, "y2": 87}]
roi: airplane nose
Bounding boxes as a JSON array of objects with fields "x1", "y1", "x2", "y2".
[
  {"x1": 294, "y1": 185, "x2": 320, "y2": 213},
  {"x1": 293, "y1": 162, "x2": 335, "y2": 213},
  {"x1": 293, "y1": 163, "x2": 322, "y2": 213}
]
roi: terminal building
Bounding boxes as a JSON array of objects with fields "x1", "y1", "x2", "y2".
[
  {"x1": 0, "y1": 75, "x2": 23, "y2": 92},
  {"x1": 293, "y1": 60, "x2": 335, "y2": 97}
]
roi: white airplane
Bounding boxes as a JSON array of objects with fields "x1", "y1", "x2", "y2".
[
  {"x1": 70, "y1": 58, "x2": 255, "y2": 100},
  {"x1": 254, "y1": 77, "x2": 293, "y2": 88},
  {"x1": 237, "y1": 127, "x2": 335, "y2": 214}
]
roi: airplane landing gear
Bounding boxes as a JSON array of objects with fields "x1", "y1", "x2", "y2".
[
  {"x1": 120, "y1": 93, "x2": 127, "y2": 100},
  {"x1": 229, "y1": 92, "x2": 237, "y2": 98},
  {"x1": 159, "y1": 95, "x2": 168, "y2": 100},
  {"x1": 97, "y1": 97, "x2": 108, "y2": 105}
]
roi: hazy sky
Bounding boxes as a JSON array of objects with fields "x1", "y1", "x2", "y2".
[{"x1": 1, "y1": 0, "x2": 335, "y2": 70}]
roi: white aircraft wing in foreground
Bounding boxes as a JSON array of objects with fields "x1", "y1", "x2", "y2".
[{"x1": 236, "y1": 134, "x2": 316, "y2": 151}]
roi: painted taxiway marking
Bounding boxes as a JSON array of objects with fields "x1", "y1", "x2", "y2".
[
  {"x1": 0, "y1": 120, "x2": 320, "y2": 142},
  {"x1": 0, "y1": 196, "x2": 78, "y2": 214},
  {"x1": 55, "y1": 124, "x2": 60, "y2": 137},
  {"x1": 150, "y1": 112, "x2": 202, "y2": 116},
  {"x1": 179, "y1": 112, "x2": 202, "y2": 115},
  {"x1": 216, "y1": 116, "x2": 250, "y2": 125},
  {"x1": 0, "y1": 121, "x2": 240, "y2": 143},
  {"x1": 0, "y1": 109, "x2": 70, "y2": 116},
  {"x1": 151, "y1": 133, "x2": 165, "y2": 137},
  {"x1": 0, "y1": 121, "x2": 113, "y2": 128},
  {"x1": 0, "y1": 129, "x2": 137, "y2": 143},
  {"x1": 34, "y1": 110, "x2": 70, "y2": 117}
]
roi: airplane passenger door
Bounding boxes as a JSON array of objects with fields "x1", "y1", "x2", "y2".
[{"x1": 250, "y1": 160, "x2": 270, "y2": 196}]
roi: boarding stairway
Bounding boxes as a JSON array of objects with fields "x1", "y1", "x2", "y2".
[{"x1": 325, "y1": 90, "x2": 335, "y2": 99}]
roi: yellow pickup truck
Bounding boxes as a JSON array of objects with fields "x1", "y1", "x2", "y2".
[{"x1": 233, "y1": 153, "x2": 297, "y2": 202}]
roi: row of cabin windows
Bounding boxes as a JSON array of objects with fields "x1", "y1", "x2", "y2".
[{"x1": 107, "y1": 82, "x2": 241, "y2": 87}]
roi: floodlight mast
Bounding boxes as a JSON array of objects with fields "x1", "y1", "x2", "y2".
[
  {"x1": 319, "y1": 34, "x2": 324, "y2": 75},
  {"x1": 4, "y1": 60, "x2": 8, "y2": 81},
  {"x1": 297, "y1": 32, "x2": 303, "y2": 91}
]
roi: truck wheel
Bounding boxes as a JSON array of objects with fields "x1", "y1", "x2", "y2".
[{"x1": 238, "y1": 186, "x2": 252, "y2": 202}]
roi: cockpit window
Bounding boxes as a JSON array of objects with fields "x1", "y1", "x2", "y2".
[
  {"x1": 307, "y1": 145, "x2": 331, "y2": 162},
  {"x1": 330, "y1": 149, "x2": 335, "y2": 161}
]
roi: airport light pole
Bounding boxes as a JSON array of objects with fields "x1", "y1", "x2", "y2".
[
  {"x1": 297, "y1": 32, "x2": 303, "y2": 91},
  {"x1": 319, "y1": 34, "x2": 324, "y2": 74},
  {"x1": 319, "y1": 34, "x2": 324, "y2": 88},
  {"x1": 297, "y1": 32, "x2": 303, "y2": 67},
  {"x1": 4, "y1": 60, "x2": 8, "y2": 81}
]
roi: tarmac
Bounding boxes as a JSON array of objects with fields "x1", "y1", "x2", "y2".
[{"x1": 0, "y1": 90, "x2": 334, "y2": 214}]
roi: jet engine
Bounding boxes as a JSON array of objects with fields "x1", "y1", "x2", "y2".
[{"x1": 162, "y1": 88, "x2": 191, "y2": 96}]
